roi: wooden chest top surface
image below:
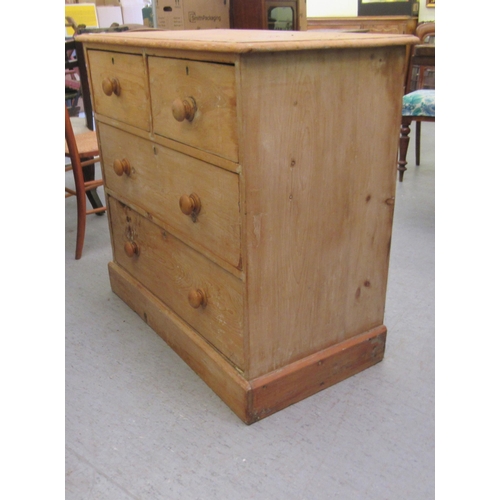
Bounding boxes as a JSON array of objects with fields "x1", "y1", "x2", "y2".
[{"x1": 77, "y1": 28, "x2": 418, "y2": 53}]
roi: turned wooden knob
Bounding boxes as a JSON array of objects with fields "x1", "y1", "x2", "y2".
[
  {"x1": 102, "y1": 77, "x2": 121, "y2": 96},
  {"x1": 188, "y1": 288, "x2": 207, "y2": 309},
  {"x1": 124, "y1": 241, "x2": 139, "y2": 258},
  {"x1": 172, "y1": 97, "x2": 197, "y2": 122},
  {"x1": 113, "y1": 158, "x2": 131, "y2": 176},
  {"x1": 179, "y1": 193, "x2": 201, "y2": 216}
]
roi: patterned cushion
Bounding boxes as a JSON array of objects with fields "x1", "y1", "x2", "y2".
[{"x1": 402, "y1": 89, "x2": 435, "y2": 117}]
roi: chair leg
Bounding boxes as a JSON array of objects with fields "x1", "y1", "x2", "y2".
[
  {"x1": 82, "y1": 160, "x2": 105, "y2": 212},
  {"x1": 75, "y1": 185, "x2": 87, "y2": 260},
  {"x1": 415, "y1": 121, "x2": 421, "y2": 166},
  {"x1": 397, "y1": 117, "x2": 412, "y2": 182}
]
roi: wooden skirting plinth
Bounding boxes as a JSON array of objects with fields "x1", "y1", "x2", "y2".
[
  {"x1": 249, "y1": 326, "x2": 386, "y2": 422},
  {"x1": 109, "y1": 262, "x2": 387, "y2": 425}
]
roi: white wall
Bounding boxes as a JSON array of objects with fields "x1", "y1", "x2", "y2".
[
  {"x1": 306, "y1": 0, "x2": 435, "y2": 22},
  {"x1": 418, "y1": 4, "x2": 435, "y2": 22},
  {"x1": 307, "y1": 0, "x2": 357, "y2": 18}
]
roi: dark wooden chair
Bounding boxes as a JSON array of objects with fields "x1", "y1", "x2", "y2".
[
  {"x1": 406, "y1": 22, "x2": 435, "y2": 93},
  {"x1": 398, "y1": 22, "x2": 435, "y2": 182},
  {"x1": 65, "y1": 37, "x2": 94, "y2": 129},
  {"x1": 65, "y1": 106, "x2": 106, "y2": 259}
]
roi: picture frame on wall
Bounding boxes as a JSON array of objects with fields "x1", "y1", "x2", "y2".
[
  {"x1": 426, "y1": 0, "x2": 435, "y2": 7},
  {"x1": 358, "y1": 0, "x2": 420, "y2": 17}
]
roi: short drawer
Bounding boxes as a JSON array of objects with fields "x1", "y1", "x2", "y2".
[
  {"x1": 99, "y1": 123, "x2": 241, "y2": 269},
  {"x1": 149, "y1": 57, "x2": 238, "y2": 162},
  {"x1": 87, "y1": 50, "x2": 150, "y2": 131},
  {"x1": 108, "y1": 197, "x2": 245, "y2": 368}
]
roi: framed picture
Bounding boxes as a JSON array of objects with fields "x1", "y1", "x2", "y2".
[
  {"x1": 426, "y1": 0, "x2": 435, "y2": 7},
  {"x1": 358, "y1": 0, "x2": 419, "y2": 16}
]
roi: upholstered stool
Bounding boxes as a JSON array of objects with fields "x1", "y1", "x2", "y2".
[{"x1": 397, "y1": 89, "x2": 435, "y2": 182}]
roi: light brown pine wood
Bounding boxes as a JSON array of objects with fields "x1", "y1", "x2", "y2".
[
  {"x1": 80, "y1": 30, "x2": 417, "y2": 423},
  {"x1": 149, "y1": 57, "x2": 238, "y2": 162},
  {"x1": 249, "y1": 325, "x2": 387, "y2": 422},
  {"x1": 99, "y1": 123, "x2": 242, "y2": 269},
  {"x1": 80, "y1": 29, "x2": 416, "y2": 53},
  {"x1": 108, "y1": 197, "x2": 245, "y2": 369},
  {"x1": 87, "y1": 50, "x2": 150, "y2": 132},
  {"x1": 238, "y1": 47, "x2": 405, "y2": 378}
]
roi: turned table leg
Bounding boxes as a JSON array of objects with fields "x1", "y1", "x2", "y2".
[{"x1": 397, "y1": 116, "x2": 412, "y2": 182}]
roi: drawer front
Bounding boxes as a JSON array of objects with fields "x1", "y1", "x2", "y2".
[
  {"x1": 87, "y1": 50, "x2": 150, "y2": 131},
  {"x1": 99, "y1": 123, "x2": 241, "y2": 269},
  {"x1": 108, "y1": 197, "x2": 245, "y2": 368},
  {"x1": 149, "y1": 57, "x2": 238, "y2": 162}
]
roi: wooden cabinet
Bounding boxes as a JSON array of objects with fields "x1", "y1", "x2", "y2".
[
  {"x1": 307, "y1": 16, "x2": 418, "y2": 35},
  {"x1": 80, "y1": 30, "x2": 416, "y2": 424},
  {"x1": 231, "y1": 0, "x2": 308, "y2": 31}
]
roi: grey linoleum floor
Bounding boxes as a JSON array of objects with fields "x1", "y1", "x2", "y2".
[{"x1": 65, "y1": 122, "x2": 435, "y2": 499}]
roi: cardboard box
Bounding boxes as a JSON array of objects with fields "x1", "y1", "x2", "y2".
[{"x1": 155, "y1": 0, "x2": 229, "y2": 30}]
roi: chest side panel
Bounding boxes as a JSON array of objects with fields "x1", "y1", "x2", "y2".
[{"x1": 240, "y1": 47, "x2": 406, "y2": 378}]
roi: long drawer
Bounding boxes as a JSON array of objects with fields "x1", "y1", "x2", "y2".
[
  {"x1": 149, "y1": 57, "x2": 238, "y2": 162},
  {"x1": 108, "y1": 196, "x2": 245, "y2": 369},
  {"x1": 87, "y1": 50, "x2": 150, "y2": 131},
  {"x1": 99, "y1": 123, "x2": 241, "y2": 269}
]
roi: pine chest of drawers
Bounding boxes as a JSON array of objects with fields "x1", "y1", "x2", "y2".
[{"x1": 80, "y1": 30, "x2": 416, "y2": 424}]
